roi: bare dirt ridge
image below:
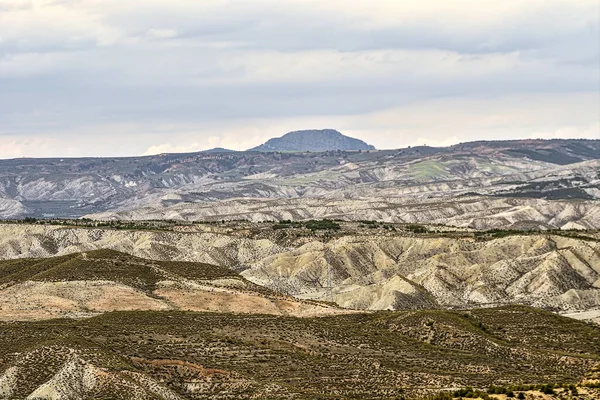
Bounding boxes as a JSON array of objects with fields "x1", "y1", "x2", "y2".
[{"x1": 0, "y1": 249, "x2": 350, "y2": 321}]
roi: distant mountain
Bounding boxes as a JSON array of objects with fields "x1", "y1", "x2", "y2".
[
  {"x1": 248, "y1": 129, "x2": 376, "y2": 152},
  {"x1": 1, "y1": 139, "x2": 599, "y2": 222},
  {"x1": 202, "y1": 147, "x2": 235, "y2": 153}
]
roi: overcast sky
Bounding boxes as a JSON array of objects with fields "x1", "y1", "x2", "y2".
[{"x1": 0, "y1": 0, "x2": 599, "y2": 158}]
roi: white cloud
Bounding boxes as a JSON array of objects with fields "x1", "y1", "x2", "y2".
[
  {"x1": 145, "y1": 28, "x2": 178, "y2": 40},
  {"x1": 339, "y1": 92, "x2": 600, "y2": 148},
  {"x1": 0, "y1": 138, "x2": 60, "y2": 159},
  {"x1": 143, "y1": 143, "x2": 201, "y2": 155},
  {"x1": 0, "y1": 0, "x2": 597, "y2": 157},
  {"x1": 1, "y1": 91, "x2": 596, "y2": 159},
  {"x1": 529, "y1": 122, "x2": 600, "y2": 140}
]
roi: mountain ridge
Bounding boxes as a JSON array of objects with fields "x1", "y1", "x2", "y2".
[{"x1": 0, "y1": 139, "x2": 599, "y2": 224}]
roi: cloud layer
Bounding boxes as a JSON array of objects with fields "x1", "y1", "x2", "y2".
[{"x1": 0, "y1": 0, "x2": 598, "y2": 157}]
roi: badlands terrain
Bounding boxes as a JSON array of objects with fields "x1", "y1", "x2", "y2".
[
  {"x1": 1, "y1": 135, "x2": 600, "y2": 398},
  {"x1": 0, "y1": 137, "x2": 598, "y2": 230},
  {"x1": 0, "y1": 222, "x2": 599, "y2": 398},
  {"x1": 0, "y1": 249, "x2": 348, "y2": 321},
  {"x1": 0, "y1": 222, "x2": 599, "y2": 319}
]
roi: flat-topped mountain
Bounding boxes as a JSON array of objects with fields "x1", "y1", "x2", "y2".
[{"x1": 248, "y1": 129, "x2": 376, "y2": 152}]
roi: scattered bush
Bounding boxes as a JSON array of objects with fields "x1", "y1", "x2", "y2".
[
  {"x1": 305, "y1": 219, "x2": 341, "y2": 231},
  {"x1": 568, "y1": 384, "x2": 578, "y2": 395},
  {"x1": 452, "y1": 387, "x2": 491, "y2": 399},
  {"x1": 405, "y1": 224, "x2": 427, "y2": 234},
  {"x1": 540, "y1": 384, "x2": 555, "y2": 395}
]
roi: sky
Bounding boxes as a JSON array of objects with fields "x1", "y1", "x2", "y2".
[{"x1": 0, "y1": 0, "x2": 599, "y2": 158}]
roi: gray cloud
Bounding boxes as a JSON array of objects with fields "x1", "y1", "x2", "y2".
[{"x1": 0, "y1": 0, "x2": 598, "y2": 158}]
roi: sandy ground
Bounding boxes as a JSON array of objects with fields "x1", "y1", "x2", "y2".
[
  {"x1": 0, "y1": 281, "x2": 170, "y2": 320},
  {"x1": 0, "y1": 280, "x2": 353, "y2": 321},
  {"x1": 154, "y1": 280, "x2": 356, "y2": 317}
]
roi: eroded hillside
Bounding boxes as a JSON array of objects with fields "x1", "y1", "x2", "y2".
[
  {"x1": 0, "y1": 249, "x2": 346, "y2": 321},
  {"x1": 87, "y1": 195, "x2": 600, "y2": 230},
  {"x1": 0, "y1": 223, "x2": 599, "y2": 316},
  {"x1": 1, "y1": 140, "x2": 599, "y2": 229},
  {"x1": 246, "y1": 234, "x2": 600, "y2": 313}
]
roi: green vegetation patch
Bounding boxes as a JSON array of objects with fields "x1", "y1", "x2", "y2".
[
  {"x1": 1, "y1": 305, "x2": 598, "y2": 399},
  {"x1": 0, "y1": 249, "x2": 240, "y2": 292},
  {"x1": 408, "y1": 160, "x2": 448, "y2": 179}
]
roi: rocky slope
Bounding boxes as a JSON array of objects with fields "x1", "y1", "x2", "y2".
[
  {"x1": 245, "y1": 234, "x2": 600, "y2": 312},
  {"x1": 0, "y1": 223, "x2": 598, "y2": 314},
  {"x1": 1, "y1": 139, "x2": 598, "y2": 227},
  {"x1": 0, "y1": 346, "x2": 183, "y2": 400},
  {"x1": 0, "y1": 199, "x2": 29, "y2": 219},
  {"x1": 248, "y1": 129, "x2": 375, "y2": 152}
]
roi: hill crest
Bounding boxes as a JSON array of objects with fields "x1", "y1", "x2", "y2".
[{"x1": 248, "y1": 129, "x2": 375, "y2": 152}]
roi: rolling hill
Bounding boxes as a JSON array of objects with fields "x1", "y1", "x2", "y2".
[
  {"x1": 0, "y1": 249, "x2": 347, "y2": 321},
  {"x1": 0, "y1": 223, "x2": 599, "y2": 318},
  {"x1": 0, "y1": 306, "x2": 599, "y2": 398}
]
